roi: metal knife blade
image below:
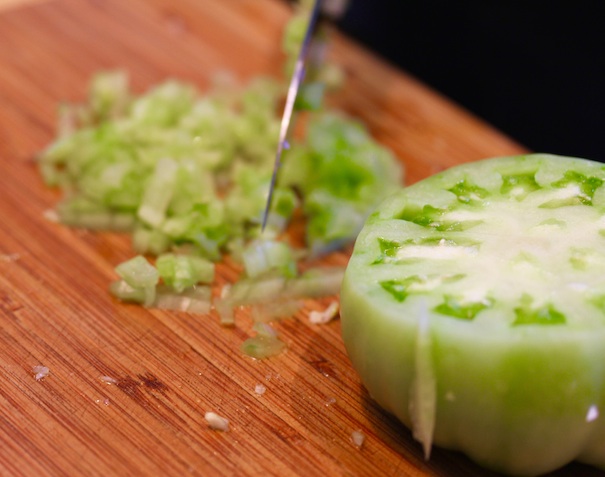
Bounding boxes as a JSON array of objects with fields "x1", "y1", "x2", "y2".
[{"x1": 260, "y1": 0, "x2": 323, "y2": 231}]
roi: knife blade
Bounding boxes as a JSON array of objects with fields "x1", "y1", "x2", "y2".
[{"x1": 260, "y1": 0, "x2": 323, "y2": 232}]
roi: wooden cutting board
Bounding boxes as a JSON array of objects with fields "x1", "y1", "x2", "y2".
[{"x1": 0, "y1": 1, "x2": 598, "y2": 476}]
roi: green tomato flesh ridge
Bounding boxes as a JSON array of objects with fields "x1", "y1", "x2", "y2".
[{"x1": 341, "y1": 154, "x2": 605, "y2": 476}]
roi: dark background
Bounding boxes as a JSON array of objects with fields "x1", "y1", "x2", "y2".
[{"x1": 334, "y1": 0, "x2": 604, "y2": 161}]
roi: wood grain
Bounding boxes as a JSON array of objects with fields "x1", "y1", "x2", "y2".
[
  {"x1": 0, "y1": 0, "x2": 47, "y2": 12},
  {"x1": 0, "y1": 0, "x2": 600, "y2": 476}
]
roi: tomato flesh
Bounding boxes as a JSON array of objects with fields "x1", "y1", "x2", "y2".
[{"x1": 341, "y1": 154, "x2": 605, "y2": 475}]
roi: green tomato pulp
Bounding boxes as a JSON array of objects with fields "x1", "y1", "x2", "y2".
[{"x1": 341, "y1": 154, "x2": 605, "y2": 475}]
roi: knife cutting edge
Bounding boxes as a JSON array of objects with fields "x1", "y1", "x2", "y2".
[{"x1": 260, "y1": 0, "x2": 323, "y2": 232}]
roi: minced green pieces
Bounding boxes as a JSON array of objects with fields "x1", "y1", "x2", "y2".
[
  {"x1": 241, "y1": 239, "x2": 297, "y2": 279},
  {"x1": 137, "y1": 158, "x2": 179, "y2": 228},
  {"x1": 156, "y1": 253, "x2": 214, "y2": 293},
  {"x1": 56, "y1": 198, "x2": 136, "y2": 231},
  {"x1": 160, "y1": 202, "x2": 231, "y2": 261},
  {"x1": 88, "y1": 69, "x2": 130, "y2": 120},
  {"x1": 109, "y1": 279, "x2": 148, "y2": 304},
  {"x1": 113, "y1": 255, "x2": 159, "y2": 306},
  {"x1": 38, "y1": 73, "x2": 289, "y2": 258},
  {"x1": 241, "y1": 323, "x2": 287, "y2": 359},
  {"x1": 279, "y1": 113, "x2": 402, "y2": 254},
  {"x1": 132, "y1": 225, "x2": 171, "y2": 256},
  {"x1": 40, "y1": 0, "x2": 403, "y2": 328},
  {"x1": 40, "y1": 71, "x2": 401, "y2": 263},
  {"x1": 154, "y1": 285, "x2": 212, "y2": 314},
  {"x1": 115, "y1": 255, "x2": 159, "y2": 289},
  {"x1": 111, "y1": 254, "x2": 214, "y2": 310},
  {"x1": 295, "y1": 82, "x2": 325, "y2": 111},
  {"x1": 272, "y1": 187, "x2": 298, "y2": 219}
]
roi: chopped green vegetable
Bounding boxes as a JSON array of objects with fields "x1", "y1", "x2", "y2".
[
  {"x1": 39, "y1": 71, "x2": 400, "y2": 259},
  {"x1": 341, "y1": 154, "x2": 605, "y2": 475},
  {"x1": 110, "y1": 253, "x2": 214, "y2": 312},
  {"x1": 241, "y1": 323, "x2": 287, "y2": 359},
  {"x1": 154, "y1": 285, "x2": 212, "y2": 314},
  {"x1": 241, "y1": 239, "x2": 297, "y2": 279},
  {"x1": 251, "y1": 300, "x2": 304, "y2": 324},
  {"x1": 39, "y1": 4, "x2": 401, "y2": 354},
  {"x1": 113, "y1": 255, "x2": 159, "y2": 306},
  {"x1": 215, "y1": 266, "x2": 345, "y2": 323},
  {"x1": 280, "y1": 113, "x2": 402, "y2": 254},
  {"x1": 109, "y1": 279, "x2": 147, "y2": 305},
  {"x1": 137, "y1": 158, "x2": 179, "y2": 228},
  {"x1": 114, "y1": 255, "x2": 159, "y2": 288},
  {"x1": 155, "y1": 253, "x2": 214, "y2": 293}
]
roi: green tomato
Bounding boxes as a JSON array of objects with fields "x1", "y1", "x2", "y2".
[{"x1": 341, "y1": 154, "x2": 605, "y2": 475}]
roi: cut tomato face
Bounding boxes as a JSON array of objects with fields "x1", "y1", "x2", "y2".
[{"x1": 341, "y1": 154, "x2": 605, "y2": 475}]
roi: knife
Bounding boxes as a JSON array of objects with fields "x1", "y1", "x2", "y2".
[{"x1": 260, "y1": 0, "x2": 324, "y2": 232}]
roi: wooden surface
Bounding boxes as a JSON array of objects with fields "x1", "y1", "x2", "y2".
[
  {"x1": 0, "y1": 1, "x2": 600, "y2": 476},
  {"x1": 0, "y1": 0, "x2": 46, "y2": 12}
]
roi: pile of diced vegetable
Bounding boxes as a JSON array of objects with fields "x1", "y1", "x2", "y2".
[{"x1": 37, "y1": 3, "x2": 403, "y2": 356}]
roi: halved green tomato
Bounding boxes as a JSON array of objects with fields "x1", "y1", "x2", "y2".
[{"x1": 341, "y1": 154, "x2": 605, "y2": 475}]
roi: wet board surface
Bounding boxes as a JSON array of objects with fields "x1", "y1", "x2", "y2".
[{"x1": 2, "y1": 0, "x2": 597, "y2": 476}]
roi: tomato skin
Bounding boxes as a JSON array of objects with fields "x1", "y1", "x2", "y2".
[{"x1": 341, "y1": 154, "x2": 605, "y2": 475}]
